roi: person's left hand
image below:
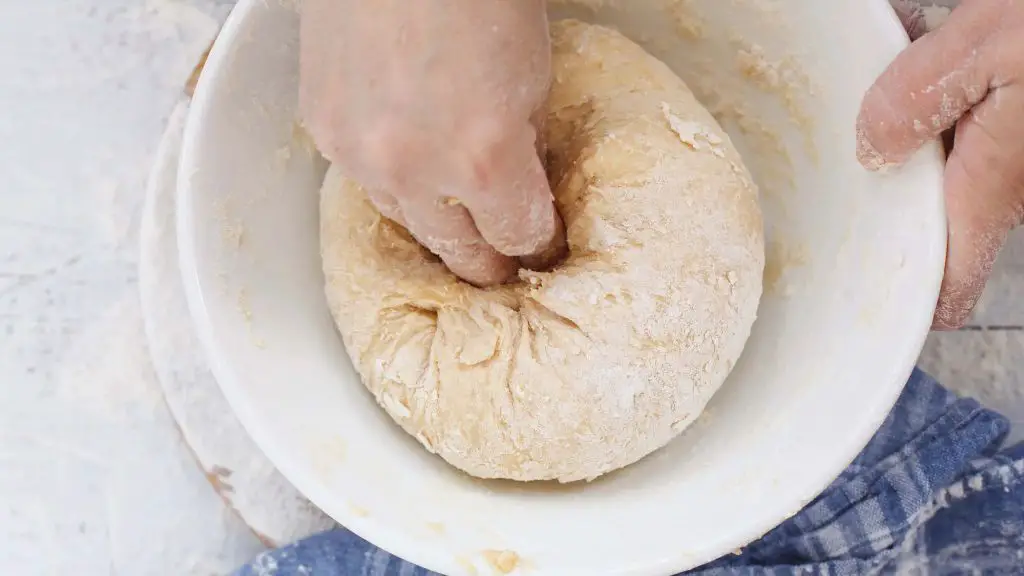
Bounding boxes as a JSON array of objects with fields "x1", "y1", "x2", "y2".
[{"x1": 858, "y1": 0, "x2": 1024, "y2": 329}]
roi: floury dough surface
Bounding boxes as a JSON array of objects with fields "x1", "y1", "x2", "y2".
[{"x1": 320, "y1": 20, "x2": 764, "y2": 482}]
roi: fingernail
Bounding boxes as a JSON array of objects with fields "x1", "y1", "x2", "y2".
[
  {"x1": 856, "y1": 126, "x2": 892, "y2": 172},
  {"x1": 519, "y1": 217, "x2": 568, "y2": 272},
  {"x1": 930, "y1": 316, "x2": 959, "y2": 331},
  {"x1": 932, "y1": 297, "x2": 973, "y2": 331},
  {"x1": 891, "y1": 1, "x2": 929, "y2": 40}
]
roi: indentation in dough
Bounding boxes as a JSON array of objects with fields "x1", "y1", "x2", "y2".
[{"x1": 320, "y1": 20, "x2": 764, "y2": 482}]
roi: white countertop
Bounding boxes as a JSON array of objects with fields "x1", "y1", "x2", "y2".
[{"x1": 0, "y1": 1, "x2": 265, "y2": 573}]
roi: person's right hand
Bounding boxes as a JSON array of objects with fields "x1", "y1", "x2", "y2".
[{"x1": 299, "y1": 0, "x2": 566, "y2": 287}]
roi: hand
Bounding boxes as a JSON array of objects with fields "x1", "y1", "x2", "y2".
[
  {"x1": 858, "y1": 0, "x2": 1024, "y2": 329},
  {"x1": 299, "y1": 0, "x2": 566, "y2": 287}
]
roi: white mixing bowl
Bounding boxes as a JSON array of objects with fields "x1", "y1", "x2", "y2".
[{"x1": 178, "y1": 0, "x2": 946, "y2": 573}]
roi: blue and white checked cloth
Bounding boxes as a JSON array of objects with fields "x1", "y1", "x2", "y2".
[{"x1": 237, "y1": 369, "x2": 1024, "y2": 575}]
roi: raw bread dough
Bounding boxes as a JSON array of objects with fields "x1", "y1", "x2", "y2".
[{"x1": 320, "y1": 20, "x2": 764, "y2": 482}]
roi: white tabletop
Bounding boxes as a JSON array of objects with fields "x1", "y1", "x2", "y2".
[{"x1": 0, "y1": 1, "x2": 265, "y2": 573}]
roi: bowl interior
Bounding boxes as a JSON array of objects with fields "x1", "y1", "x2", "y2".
[{"x1": 178, "y1": 0, "x2": 945, "y2": 574}]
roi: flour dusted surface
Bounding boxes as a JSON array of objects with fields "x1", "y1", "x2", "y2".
[{"x1": 320, "y1": 20, "x2": 764, "y2": 482}]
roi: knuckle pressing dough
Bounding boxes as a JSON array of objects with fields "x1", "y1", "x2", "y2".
[{"x1": 319, "y1": 20, "x2": 764, "y2": 482}]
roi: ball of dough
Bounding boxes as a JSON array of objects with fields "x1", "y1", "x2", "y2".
[{"x1": 320, "y1": 20, "x2": 764, "y2": 482}]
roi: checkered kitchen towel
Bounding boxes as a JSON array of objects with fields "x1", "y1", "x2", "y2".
[{"x1": 236, "y1": 369, "x2": 1024, "y2": 575}]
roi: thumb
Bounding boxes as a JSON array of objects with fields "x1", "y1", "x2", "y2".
[
  {"x1": 458, "y1": 124, "x2": 568, "y2": 267},
  {"x1": 857, "y1": 0, "x2": 1000, "y2": 170}
]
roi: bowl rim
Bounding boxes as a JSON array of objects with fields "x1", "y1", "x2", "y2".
[{"x1": 177, "y1": 0, "x2": 947, "y2": 573}]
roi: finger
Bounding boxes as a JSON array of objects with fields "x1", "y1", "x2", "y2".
[
  {"x1": 856, "y1": 0, "x2": 1003, "y2": 170},
  {"x1": 890, "y1": 0, "x2": 929, "y2": 41},
  {"x1": 458, "y1": 126, "x2": 567, "y2": 261},
  {"x1": 934, "y1": 82, "x2": 1024, "y2": 329},
  {"x1": 365, "y1": 188, "x2": 407, "y2": 227},
  {"x1": 399, "y1": 196, "x2": 519, "y2": 287}
]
